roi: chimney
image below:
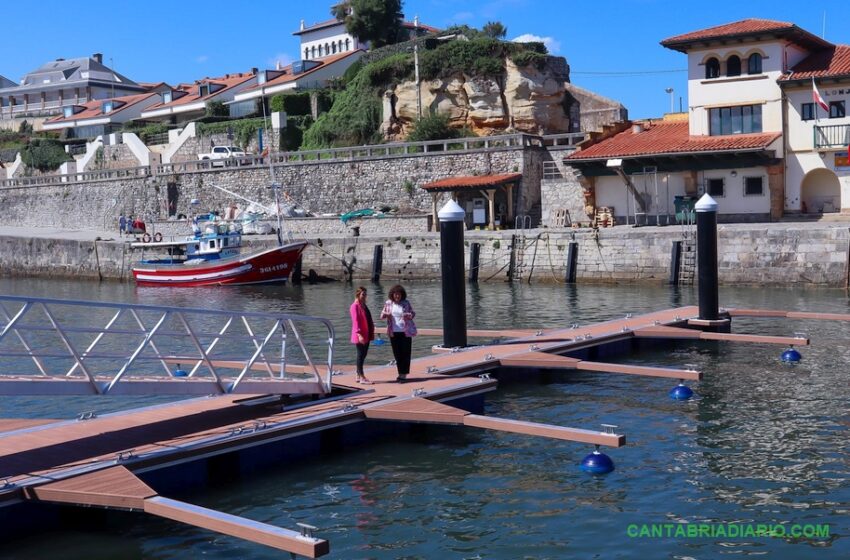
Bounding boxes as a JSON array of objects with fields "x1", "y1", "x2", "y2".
[
  {"x1": 300, "y1": 19, "x2": 305, "y2": 30},
  {"x1": 276, "y1": 60, "x2": 282, "y2": 70},
  {"x1": 251, "y1": 67, "x2": 258, "y2": 75},
  {"x1": 632, "y1": 123, "x2": 644, "y2": 134},
  {"x1": 92, "y1": 53, "x2": 103, "y2": 64}
]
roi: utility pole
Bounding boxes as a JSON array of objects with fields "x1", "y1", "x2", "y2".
[{"x1": 414, "y1": 15, "x2": 421, "y2": 119}]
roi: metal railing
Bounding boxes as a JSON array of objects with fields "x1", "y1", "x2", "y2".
[
  {"x1": 543, "y1": 160, "x2": 563, "y2": 179},
  {"x1": 814, "y1": 124, "x2": 850, "y2": 148},
  {"x1": 0, "y1": 295, "x2": 336, "y2": 396},
  {"x1": 0, "y1": 132, "x2": 588, "y2": 188}
]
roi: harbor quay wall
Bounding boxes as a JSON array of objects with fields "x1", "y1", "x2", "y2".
[{"x1": 1, "y1": 224, "x2": 847, "y2": 286}]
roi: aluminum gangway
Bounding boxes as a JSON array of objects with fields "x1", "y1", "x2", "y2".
[{"x1": 0, "y1": 295, "x2": 335, "y2": 396}]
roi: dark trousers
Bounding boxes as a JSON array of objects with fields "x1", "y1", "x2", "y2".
[
  {"x1": 355, "y1": 343, "x2": 369, "y2": 375},
  {"x1": 390, "y1": 332, "x2": 412, "y2": 376}
]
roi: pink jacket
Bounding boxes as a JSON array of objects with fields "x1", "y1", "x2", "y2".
[
  {"x1": 380, "y1": 299, "x2": 417, "y2": 337},
  {"x1": 350, "y1": 301, "x2": 375, "y2": 344}
]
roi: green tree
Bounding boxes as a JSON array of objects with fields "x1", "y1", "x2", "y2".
[
  {"x1": 482, "y1": 21, "x2": 507, "y2": 39},
  {"x1": 406, "y1": 112, "x2": 459, "y2": 142},
  {"x1": 205, "y1": 100, "x2": 228, "y2": 117},
  {"x1": 332, "y1": 0, "x2": 404, "y2": 48}
]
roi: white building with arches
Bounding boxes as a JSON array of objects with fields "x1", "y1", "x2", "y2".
[{"x1": 566, "y1": 19, "x2": 850, "y2": 222}]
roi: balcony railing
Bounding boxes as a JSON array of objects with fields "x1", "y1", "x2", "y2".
[{"x1": 814, "y1": 124, "x2": 850, "y2": 149}]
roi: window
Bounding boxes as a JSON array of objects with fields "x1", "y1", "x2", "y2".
[
  {"x1": 726, "y1": 55, "x2": 741, "y2": 77},
  {"x1": 707, "y1": 178, "x2": 724, "y2": 197},
  {"x1": 332, "y1": 42, "x2": 336, "y2": 54},
  {"x1": 101, "y1": 101, "x2": 113, "y2": 113},
  {"x1": 829, "y1": 100, "x2": 845, "y2": 119},
  {"x1": 304, "y1": 47, "x2": 309, "y2": 59},
  {"x1": 801, "y1": 102, "x2": 814, "y2": 121},
  {"x1": 748, "y1": 53, "x2": 762, "y2": 74},
  {"x1": 708, "y1": 104, "x2": 762, "y2": 135},
  {"x1": 345, "y1": 38, "x2": 350, "y2": 51},
  {"x1": 744, "y1": 177, "x2": 764, "y2": 196},
  {"x1": 198, "y1": 84, "x2": 209, "y2": 97},
  {"x1": 318, "y1": 45, "x2": 323, "y2": 57},
  {"x1": 705, "y1": 57, "x2": 720, "y2": 79},
  {"x1": 162, "y1": 91, "x2": 172, "y2": 103},
  {"x1": 63, "y1": 106, "x2": 74, "y2": 117}
]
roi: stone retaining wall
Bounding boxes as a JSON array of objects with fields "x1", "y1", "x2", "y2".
[{"x1": 0, "y1": 146, "x2": 539, "y2": 231}]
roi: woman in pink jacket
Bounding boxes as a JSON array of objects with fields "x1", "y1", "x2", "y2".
[{"x1": 349, "y1": 286, "x2": 375, "y2": 384}]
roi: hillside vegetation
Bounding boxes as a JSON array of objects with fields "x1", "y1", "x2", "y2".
[{"x1": 301, "y1": 36, "x2": 548, "y2": 149}]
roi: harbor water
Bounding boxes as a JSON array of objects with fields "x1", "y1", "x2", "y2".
[{"x1": 0, "y1": 277, "x2": 847, "y2": 559}]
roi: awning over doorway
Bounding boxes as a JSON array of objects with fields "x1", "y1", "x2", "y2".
[{"x1": 421, "y1": 173, "x2": 522, "y2": 230}]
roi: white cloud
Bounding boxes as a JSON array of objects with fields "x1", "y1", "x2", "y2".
[
  {"x1": 268, "y1": 52, "x2": 294, "y2": 69},
  {"x1": 512, "y1": 33, "x2": 561, "y2": 54},
  {"x1": 196, "y1": 55, "x2": 209, "y2": 64},
  {"x1": 447, "y1": 11, "x2": 474, "y2": 23}
]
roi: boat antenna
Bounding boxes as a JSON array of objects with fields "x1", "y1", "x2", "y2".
[{"x1": 260, "y1": 93, "x2": 285, "y2": 247}]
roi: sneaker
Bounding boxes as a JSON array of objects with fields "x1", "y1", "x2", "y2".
[{"x1": 396, "y1": 376, "x2": 408, "y2": 383}]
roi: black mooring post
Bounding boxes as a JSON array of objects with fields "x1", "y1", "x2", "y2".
[
  {"x1": 565, "y1": 241, "x2": 579, "y2": 284},
  {"x1": 291, "y1": 256, "x2": 302, "y2": 285},
  {"x1": 439, "y1": 200, "x2": 468, "y2": 348},
  {"x1": 371, "y1": 244, "x2": 383, "y2": 283},
  {"x1": 696, "y1": 194, "x2": 719, "y2": 320},
  {"x1": 669, "y1": 240, "x2": 682, "y2": 285},
  {"x1": 468, "y1": 242, "x2": 480, "y2": 283}
]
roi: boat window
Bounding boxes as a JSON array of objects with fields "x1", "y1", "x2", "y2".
[
  {"x1": 223, "y1": 238, "x2": 228, "y2": 247},
  {"x1": 209, "y1": 240, "x2": 216, "y2": 249}
]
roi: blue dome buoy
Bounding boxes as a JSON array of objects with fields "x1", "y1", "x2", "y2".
[
  {"x1": 669, "y1": 381, "x2": 694, "y2": 400},
  {"x1": 373, "y1": 337, "x2": 385, "y2": 346},
  {"x1": 173, "y1": 364, "x2": 188, "y2": 377},
  {"x1": 781, "y1": 346, "x2": 801, "y2": 363},
  {"x1": 580, "y1": 447, "x2": 615, "y2": 474}
]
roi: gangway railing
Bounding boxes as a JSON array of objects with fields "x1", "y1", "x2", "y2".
[{"x1": 0, "y1": 295, "x2": 335, "y2": 396}]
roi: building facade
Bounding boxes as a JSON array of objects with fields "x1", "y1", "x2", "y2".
[
  {"x1": 0, "y1": 53, "x2": 146, "y2": 119},
  {"x1": 566, "y1": 19, "x2": 850, "y2": 223}
]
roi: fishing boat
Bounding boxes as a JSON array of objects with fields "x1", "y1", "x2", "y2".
[{"x1": 131, "y1": 217, "x2": 306, "y2": 287}]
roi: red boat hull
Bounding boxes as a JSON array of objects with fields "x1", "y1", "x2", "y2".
[{"x1": 132, "y1": 242, "x2": 306, "y2": 287}]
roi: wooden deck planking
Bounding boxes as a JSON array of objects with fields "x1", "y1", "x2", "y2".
[
  {"x1": 463, "y1": 415, "x2": 625, "y2": 447},
  {"x1": 144, "y1": 497, "x2": 329, "y2": 558},
  {"x1": 575, "y1": 361, "x2": 702, "y2": 380},
  {"x1": 29, "y1": 466, "x2": 156, "y2": 510},
  {"x1": 729, "y1": 308, "x2": 850, "y2": 321},
  {"x1": 0, "y1": 419, "x2": 59, "y2": 433},
  {"x1": 364, "y1": 397, "x2": 470, "y2": 424},
  {"x1": 633, "y1": 325, "x2": 809, "y2": 346}
]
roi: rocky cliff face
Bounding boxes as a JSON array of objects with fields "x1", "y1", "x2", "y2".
[{"x1": 381, "y1": 56, "x2": 573, "y2": 139}]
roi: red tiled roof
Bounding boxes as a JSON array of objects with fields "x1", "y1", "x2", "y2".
[
  {"x1": 293, "y1": 18, "x2": 341, "y2": 36},
  {"x1": 663, "y1": 19, "x2": 793, "y2": 44},
  {"x1": 144, "y1": 72, "x2": 255, "y2": 111},
  {"x1": 45, "y1": 92, "x2": 159, "y2": 123},
  {"x1": 244, "y1": 50, "x2": 362, "y2": 92},
  {"x1": 661, "y1": 18, "x2": 831, "y2": 52},
  {"x1": 401, "y1": 21, "x2": 440, "y2": 33},
  {"x1": 565, "y1": 121, "x2": 781, "y2": 161},
  {"x1": 421, "y1": 173, "x2": 522, "y2": 191},
  {"x1": 780, "y1": 44, "x2": 850, "y2": 81}
]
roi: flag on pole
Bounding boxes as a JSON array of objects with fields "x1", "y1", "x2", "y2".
[{"x1": 812, "y1": 78, "x2": 829, "y2": 112}]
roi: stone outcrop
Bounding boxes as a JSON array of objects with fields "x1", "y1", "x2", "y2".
[{"x1": 382, "y1": 56, "x2": 575, "y2": 139}]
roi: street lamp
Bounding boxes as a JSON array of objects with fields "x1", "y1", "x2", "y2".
[{"x1": 665, "y1": 87, "x2": 674, "y2": 113}]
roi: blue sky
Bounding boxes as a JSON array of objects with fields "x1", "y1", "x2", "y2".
[{"x1": 2, "y1": 0, "x2": 849, "y2": 119}]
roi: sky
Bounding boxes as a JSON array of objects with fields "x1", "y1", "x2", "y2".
[{"x1": 2, "y1": 0, "x2": 849, "y2": 120}]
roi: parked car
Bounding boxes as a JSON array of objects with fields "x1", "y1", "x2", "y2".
[{"x1": 197, "y1": 146, "x2": 247, "y2": 167}]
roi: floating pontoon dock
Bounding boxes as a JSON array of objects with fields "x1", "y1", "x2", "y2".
[{"x1": 1, "y1": 295, "x2": 843, "y2": 557}]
